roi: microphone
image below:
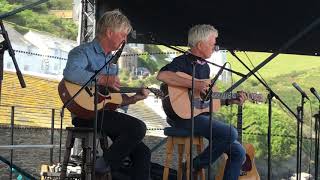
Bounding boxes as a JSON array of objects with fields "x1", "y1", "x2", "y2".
[
  {"x1": 213, "y1": 45, "x2": 229, "y2": 52},
  {"x1": 111, "y1": 41, "x2": 125, "y2": 64},
  {"x1": 310, "y1": 87, "x2": 320, "y2": 101},
  {"x1": 130, "y1": 30, "x2": 152, "y2": 40},
  {"x1": 213, "y1": 45, "x2": 220, "y2": 51},
  {"x1": 292, "y1": 82, "x2": 310, "y2": 100},
  {"x1": 130, "y1": 30, "x2": 137, "y2": 39}
]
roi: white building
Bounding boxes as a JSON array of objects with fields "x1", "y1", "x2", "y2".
[
  {"x1": 24, "y1": 30, "x2": 77, "y2": 75},
  {"x1": 1, "y1": 23, "x2": 40, "y2": 73},
  {"x1": 1, "y1": 23, "x2": 77, "y2": 78}
]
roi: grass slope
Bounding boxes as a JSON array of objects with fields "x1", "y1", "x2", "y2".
[{"x1": 227, "y1": 51, "x2": 320, "y2": 79}]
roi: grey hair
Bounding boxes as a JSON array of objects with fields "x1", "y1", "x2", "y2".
[
  {"x1": 187, "y1": 24, "x2": 218, "y2": 48},
  {"x1": 96, "y1": 9, "x2": 132, "y2": 37}
]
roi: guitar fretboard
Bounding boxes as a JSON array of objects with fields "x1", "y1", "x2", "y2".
[
  {"x1": 237, "y1": 105, "x2": 243, "y2": 144},
  {"x1": 209, "y1": 92, "x2": 263, "y2": 102}
]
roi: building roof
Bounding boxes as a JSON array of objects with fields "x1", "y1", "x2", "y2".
[
  {"x1": 49, "y1": 10, "x2": 73, "y2": 19},
  {"x1": 0, "y1": 71, "x2": 168, "y2": 136},
  {"x1": 24, "y1": 30, "x2": 77, "y2": 52},
  {"x1": 0, "y1": 22, "x2": 33, "y2": 47}
]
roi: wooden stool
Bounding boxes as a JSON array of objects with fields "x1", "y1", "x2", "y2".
[
  {"x1": 60, "y1": 127, "x2": 111, "y2": 180},
  {"x1": 162, "y1": 127, "x2": 205, "y2": 180}
]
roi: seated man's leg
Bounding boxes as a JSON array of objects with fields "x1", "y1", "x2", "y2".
[
  {"x1": 223, "y1": 141, "x2": 246, "y2": 180},
  {"x1": 99, "y1": 110, "x2": 147, "y2": 171},
  {"x1": 128, "y1": 142, "x2": 151, "y2": 180},
  {"x1": 192, "y1": 114, "x2": 239, "y2": 170}
]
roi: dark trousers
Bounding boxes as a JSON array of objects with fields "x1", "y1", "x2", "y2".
[{"x1": 72, "y1": 110, "x2": 151, "y2": 180}]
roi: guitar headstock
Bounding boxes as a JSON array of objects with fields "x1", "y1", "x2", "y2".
[
  {"x1": 247, "y1": 93, "x2": 264, "y2": 103},
  {"x1": 147, "y1": 88, "x2": 165, "y2": 99}
]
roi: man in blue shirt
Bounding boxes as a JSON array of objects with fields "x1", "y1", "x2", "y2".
[
  {"x1": 157, "y1": 24, "x2": 247, "y2": 180},
  {"x1": 63, "y1": 9, "x2": 150, "y2": 180}
]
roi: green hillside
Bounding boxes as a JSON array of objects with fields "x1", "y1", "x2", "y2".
[
  {"x1": 224, "y1": 51, "x2": 320, "y2": 107},
  {"x1": 0, "y1": 0, "x2": 77, "y2": 39},
  {"x1": 227, "y1": 51, "x2": 320, "y2": 79}
]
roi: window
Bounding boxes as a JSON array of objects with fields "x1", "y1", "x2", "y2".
[
  {"x1": 24, "y1": 65, "x2": 30, "y2": 71},
  {"x1": 54, "y1": 63, "x2": 59, "y2": 71},
  {"x1": 7, "y1": 62, "x2": 12, "y2": 69}
]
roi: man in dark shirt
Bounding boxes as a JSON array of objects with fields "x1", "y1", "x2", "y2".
[{"x1": 157, "y1": 24, "x2": 247, "y2": 180}]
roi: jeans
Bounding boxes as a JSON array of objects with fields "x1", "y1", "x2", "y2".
[
  {"x1": 73, "y1": 110, "x2": 151, "y2": 180},
  {"x1": 168, "y1": 114, "x2": 246, "y2": 180}
]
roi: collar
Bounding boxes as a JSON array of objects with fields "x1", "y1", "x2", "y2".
[
  {"x1": 93, "y1": 38, "x2": 105, "y2": 54},
  {"x1": 185, "y1": 51, "x2": 207, "y2": 65}
]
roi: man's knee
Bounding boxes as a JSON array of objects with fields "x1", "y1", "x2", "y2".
[
  {"x1": 129, "y1": 120, "x2": 147, "y2": 140},
  {"x1": 229, "y1": 126, "x2": 239, "y2": 142},
  {"x1": 232, "y1": 142, "x2": 246, "y2": 163},
  {"x1": 134, "y1": 143, "x2": 151, "y2": 161},
  {"x1": 238, "y1": 144, "x2": 247, "y2": 163}
]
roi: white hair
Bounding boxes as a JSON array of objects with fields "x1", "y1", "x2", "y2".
[
  {"x1": 96, "y1": 9, "x2": 132, "y2": 37},
  {"x1": 188, "y1": 24, "x2": 218, "y2": 48}
]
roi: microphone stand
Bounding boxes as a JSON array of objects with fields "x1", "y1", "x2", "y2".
[
  {"x1": 296, "y1": 95, "x2": 306, "y2": 180},
  {"x1": 228, "y1": 50, "x2": 298, "y2": 180},
  {"x1": 0, "y1": 0, "x2": 49, "y2": 103},
  {"x1": 222, "y1": 16, "x2": 320, "y2": 180},
  {"x1": 0, "y1": 0, "x2": 49, "y2": 20},
  {"x1": 60, "y1": 45, "x2": 123, "y2": 179},
  {"x1": 0, "y1": 20, "x2": 26, "y2": 104},
  {"x1": 202, "y1": 62, "x2": 227, "y2": 179},
  {"x1": 310, "y1": 88, "x2": 320, "y2": 180},
  {"x1": 315, "y1": 111, "x2": 319, "y2": 180},
  {"x1": 0, "y1": 1, "x2": 50, "y2": 179}
]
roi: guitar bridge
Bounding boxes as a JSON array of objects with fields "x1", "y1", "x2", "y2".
[
  {"x1": 240, "y1": 170, "x2": 247, "y2": 176},
  {"x1": 85, "y1": 87, "x2": 93, "y2": 97}
]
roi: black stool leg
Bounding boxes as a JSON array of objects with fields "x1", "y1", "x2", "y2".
[
  {"x1": 99, "y1": 137, "x2": 112, "y2": 180},
  {"x1": 81, "y1": 138, "x2": 86, "y2": 180},
  {"x1": 82, "y1": 133, "x2": 93, "y2": 180},
  {"x1": 60, "y1": 131, "x2": 75, "y2": 179}
]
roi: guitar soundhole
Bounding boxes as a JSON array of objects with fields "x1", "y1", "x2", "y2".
[{"x1": 241, "y1": 154, "x2": 252, "y2": 172}]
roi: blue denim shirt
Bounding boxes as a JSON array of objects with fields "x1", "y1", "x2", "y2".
[{"x1": 63, "y1": 38, "x2": 118, "y2": 85}]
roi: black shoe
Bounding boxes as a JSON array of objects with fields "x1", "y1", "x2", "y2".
[{"x1": 95, "y1": 157, "x2": 110, "y2": 174}]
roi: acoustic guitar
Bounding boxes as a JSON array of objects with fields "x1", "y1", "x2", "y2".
[
  {"x1": 58, "y1": 79, "x2": 163, "y2": 119},
  {"x1": 160, "y1": 72, "x2": 264, "y2": 120},
  {"x1": 215, "y1": 105, "x2": 260, "y2": 180}
]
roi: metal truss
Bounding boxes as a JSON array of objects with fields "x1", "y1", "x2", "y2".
[{"x1": 79, "y1": 0, "x2": 95, "y2": 43}]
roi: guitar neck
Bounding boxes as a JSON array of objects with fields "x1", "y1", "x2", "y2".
[
  {"x1": 211, "y1": 92, "x2": 262, "y2": 102},
  {"x1": 118, "y1": 87, "x2": 142, "y2": 93},
  {"x1": 117, "y1": 87, "x2": 164, "y2": 98},
  {"x1": 237, "y1": 105, "x2": 243, "y2": 144}
]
